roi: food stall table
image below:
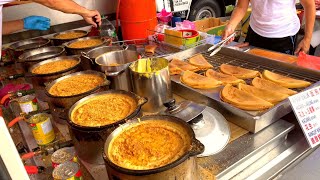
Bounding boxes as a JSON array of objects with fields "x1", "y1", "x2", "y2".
[{"x1": 1, "y1": 27, "x2": 319, "y2": 180}]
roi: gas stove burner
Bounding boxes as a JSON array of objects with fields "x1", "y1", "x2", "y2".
[
  {"x1": 190, "y1": 106, "x2": 230, "y2": 157},
  {"x1": 49, "y1": 104, "x2": 68, "y2": 125}
]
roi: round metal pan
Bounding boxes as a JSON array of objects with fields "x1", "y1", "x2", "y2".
[
  {"x1": 28, "y1": 56, "x2": 82, "y2": 89},
  {"x1": 103, "y1": 115, "x2": 204, "y2": 177},
  {"x1": 8, "y1": 37, "x2": 51, "y2": 59},
  {"x1": 45, "y1": 70, "x2": 110, "y2": 109},
  {"x1": 50, "y1": 30, "x2": 88, "y2": 46},
  {"x1": 63, "y1": 36, "x2": 112, "y2": 55},
  {"x1": 18, "y1": 46, "x2": 66, "y2": 71},
  {"x1": 67, "y1": 89, "x2": 147, "y2": 164}
]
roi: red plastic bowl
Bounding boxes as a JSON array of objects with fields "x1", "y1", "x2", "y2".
[{"x1": 178, "y1": 29, "x2": 199, "y2": 38}]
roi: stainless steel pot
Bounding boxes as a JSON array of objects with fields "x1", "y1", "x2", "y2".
[
  {"x1": 63, "y1": 36, "x2": 112, "y2": 55},
  {"x1": 50, "y1": 30, "x2": 88, "y2": 46},
  {"x1": 103, "y1": 115, "x2": 204, "y2": 180},
  {"x1": 18, "y1": 46, "x2": 66, "y2": 72},
  {"x1": 80, "y1": 46, "x2": 124, "y2": 70},
  {"x1": 129, "y1": 58, "x2": 172, "y2": 113},
  {"x1": 68, "y1": 90, "x2": 147, "y2": 165},
  {"x1": 45, "y1": 70, "x2": 110, "y2": 109},
  {"x1": 8, "y1": 37, "x2": 51, "y2": 59},
  {"x1": 95, "y1": 50, "x2": 139, "y2": 92},
  {"x1": 28, "y1": 56, "x2": 82, "y2": 90}
]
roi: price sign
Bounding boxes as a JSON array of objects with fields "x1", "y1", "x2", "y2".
[{"x1": 289, "y1": 86, "x2": 320, "y2": 148}]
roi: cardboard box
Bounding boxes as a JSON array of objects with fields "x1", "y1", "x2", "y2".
[{"x1": 194, "y1": 18, "x2": 227, "y2": 36}]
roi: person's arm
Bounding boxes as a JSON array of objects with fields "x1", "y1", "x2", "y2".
[
  {"x1": 223, "y1": 0, "x2": 250, "y2": 43},
  {"x1": 295, "y1": 0, "x2": 316, "y2": 54},
  {"x1": 30, "y1": 0, "x2": 101, "y2": 27},
  {"x1": 3, "y1": 16, "x2": 50, "y2": 35},
  {"x1": 3, "y1": 20, "x2": 24, "y2": 35}
]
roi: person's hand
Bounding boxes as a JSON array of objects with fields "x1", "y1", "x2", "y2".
[
  {"x1": 294, "y1": 38, "x2": 311, "y2": 55},
  {"x1": 234, "y1": 42, "x2": 249, "y2": 48},
  {"x1": 81, "y1": 10, "x2": 102, "y2": 28},
  {"x1": 23, "y1": 16, "x2": 50, "y2": 31},
  {"x1": 222, "y1": 24, "x2": 236, "y2": 44}
]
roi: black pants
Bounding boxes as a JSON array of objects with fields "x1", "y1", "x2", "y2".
[{"x1": 245, "y1": 26, "x2": 296, "y2": 55}]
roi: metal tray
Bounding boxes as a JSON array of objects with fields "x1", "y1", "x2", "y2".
[{"x1": 165, "y1": 44, "x2": 320, "y2": 133}]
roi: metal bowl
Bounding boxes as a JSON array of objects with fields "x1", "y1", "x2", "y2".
[
  {"x1": 50, "y1": 30, "x2": 88, "y2": 46},
  {"x1": 28, "y1": 56, "x2": 82, "y2": 89},
  {"x1": 45, "y1": 70, "x2": 110, "y2": 109},
  {"x1": 63, "y1": 36, "x2": 112, "y2": 55},
  {"x1": 18, "y1": 46, "x2": 66, "y2": 71},
  {"x1": 80, "y1": 46, "x2": 124, "y2": 70},
  {"x1": 8, "y1": 37, "x2": 51, "y2": 59}
]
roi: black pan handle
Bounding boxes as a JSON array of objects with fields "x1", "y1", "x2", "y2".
[
  {"x1": 8, "y1": 73, "x2": 25, "y2": 80},
  {"x1": 189, "y1": 139, "x2": 205, "y2": 157}
]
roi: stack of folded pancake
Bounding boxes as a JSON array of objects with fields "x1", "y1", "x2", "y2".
[{"x1": 169, "y1": 54, "x2": 312, "y2": 111}]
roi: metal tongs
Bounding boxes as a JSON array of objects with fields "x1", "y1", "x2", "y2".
[{"x1": 207, "y1": 32, "x2": 236, "y2": 56}]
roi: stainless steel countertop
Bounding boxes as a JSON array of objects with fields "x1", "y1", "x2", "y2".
[{"x1": 2, "y1": 27, "x2": 319, "y2": 179}]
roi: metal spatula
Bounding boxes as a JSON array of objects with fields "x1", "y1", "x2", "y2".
[{"x1": 208, "y1": 32, "x2": 236, "y2": 56}]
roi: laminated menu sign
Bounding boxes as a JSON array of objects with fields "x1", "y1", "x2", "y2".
[{"x1": 289, "y1": 86, "x2": 320, "y2": 148}]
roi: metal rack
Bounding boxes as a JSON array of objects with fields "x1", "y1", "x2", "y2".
[
  {"x1": 205, "y1": 53, "x2": 319, "y2": 84},
  {"x1": 166, "y1": 44, "x2": 320, "y2": 133}
]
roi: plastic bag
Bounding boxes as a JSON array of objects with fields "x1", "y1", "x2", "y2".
[
  {"x1": 297, "y1": 51, "x2": 320, "y2": 70},
  {"x1": 157, "y1": 9, "x2": 172, "y2": 23},
  {"x1": 175, "y1": 20, "x2": 196, "y2": 30},
  {"x1": 0, "y1": 83, "x2": 32, "y2": 107}
]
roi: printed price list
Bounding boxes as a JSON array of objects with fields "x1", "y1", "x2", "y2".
[{"x1": 289, "y1": 86, "x2": 320, "y2": 148}]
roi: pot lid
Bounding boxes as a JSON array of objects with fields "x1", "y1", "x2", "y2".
[
  {"x1": 190, "y1": 106, "x2": 230, "y2": 157},
  {"x1": 163, "y1": 99, "x2": 206, "y2": 122}
]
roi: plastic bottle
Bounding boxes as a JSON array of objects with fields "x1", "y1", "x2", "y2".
[{"x1": 100, "y1": 17, "x2": 118, "y2": 41}]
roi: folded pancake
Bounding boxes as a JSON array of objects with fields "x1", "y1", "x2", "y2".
[
  {"x1": 205, "y1": 69, "x2": 245, "y2": 85},
  {"x1": 238, "y1": 83, "x2": 289, "y2": 104},
  {"x1": 170, "y1": 59, "x2": 198, "y2": 72},
  {"x1": 262, "y1": 70, "x2": 311, "y2": 88},
  {"x1": 252, "y1": 77, "x2": 297, "y2": 95},
  {"x1": 169, "y1": 63, "x2": 183, "y2": 75},
  {"x1": 181, "y1": 70, "x2": 222, "y2": 89},
  {"x1": 145, "y1": 45, "x2": 157, "y2": 56},
  {"x1": 188, "y1": 54, "x2": 213, "y2": 70},
  {"x1": 220, "y1": 64, "x2": 260, "y2": 79},
  {"x1": 220, "y1": 84, "x2": 274, "y2": 111}
]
